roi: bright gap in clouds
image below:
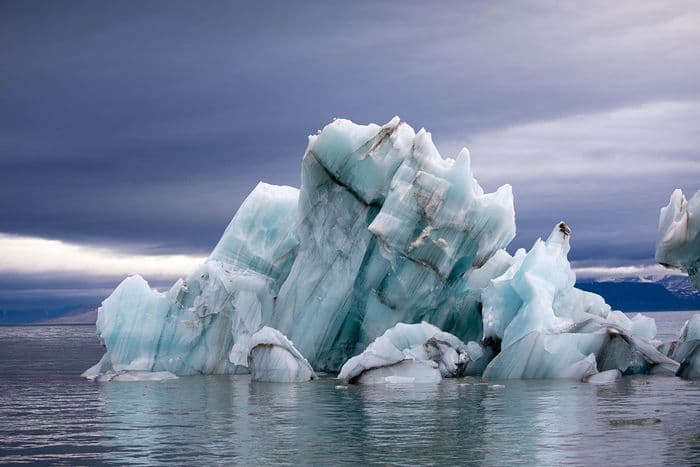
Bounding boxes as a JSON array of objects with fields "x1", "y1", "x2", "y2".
[
  {"x1": 0, "y1": 232, "x2": 685, "y2": 283},
  {"x1": 0, "y1": 233, "x2": 205, "y2": 280}
]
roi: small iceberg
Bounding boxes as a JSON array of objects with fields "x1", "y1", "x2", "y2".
[
  {"x1": 585, "y1": 369, "x2": 621, "y2": 385},
  {"x1": 247, "y1": 327, "x2": 316, "y2": 382},
  {"x1": 656, "y1": 189, "x2": 700, "y2": 288},
  {"x1": 338, "y1": 322, "x2": 481, "y2": 384},
  {"x1": 670, "y1": 315, "x2": 700, "y2": 379}
]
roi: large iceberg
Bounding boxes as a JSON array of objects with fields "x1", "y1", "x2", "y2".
[
  {"x1": 272, "y1": 117, "x2": 515, "y2": 370},
  {"x1": 86, "y1": 116, "x2": 515, "y2": 379},
  {"x1": 85, "y1": 117, "x2": 689, "y2": 382},
  {"x1": 656, "y1": 189, "x2": 700, "y2": 288}
]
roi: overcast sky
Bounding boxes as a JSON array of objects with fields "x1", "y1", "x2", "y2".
[{"x1": 1, "y1": 1, "x2": 699, "y2": 308}]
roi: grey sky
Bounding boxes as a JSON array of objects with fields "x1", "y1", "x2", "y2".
[{"x1": 1, "y1": 1, "x2": 699, "y2": 305}]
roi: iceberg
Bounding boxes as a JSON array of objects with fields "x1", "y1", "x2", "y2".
[
  {"x1": 83, "y1": 182, "x2": 299, "y2": 378},
  {"x1": 479, "y1": 223, "x2": 677, "y2": 380},
  {"x1": 82, "y1": 359, "x2": 178, "y2": 382},
  {"x1": 668, "y1": 314, "x2": 700, "y2": 379},
  {"x1": 87, "y1": 116, "x2": 515, "y2": 380},
  {"x1": 84, "y1": 116, "x2": 686, "y2": 383},
  {"x1": 247, "y1": 327, "x2": 316, "y2": 382},
  {"x1": 337, "y1": 322, "x2": 479, "y2": 384},
  {"x1": 272, "y1": 117, "x2": 515, "y2": 370},
  {"x1": 656, "y1": 189, "x2": 700, "y2": 288}
]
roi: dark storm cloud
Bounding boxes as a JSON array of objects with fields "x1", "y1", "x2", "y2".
[{"x1": 1, "y1": 0, "x2": 699, "y2": 265}]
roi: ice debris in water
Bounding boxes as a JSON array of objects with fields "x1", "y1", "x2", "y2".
[
  {"x1": 83, "y1": 117, "x2": 696, "y2": 382},
  {"x1": 585, "y1": 369, "x2": 621, "y2": 385},
  {"x1": 656, "y1": 189, "x2": 700, "y2": 288},
  {"x1": 82, "y1": 361, "x2": 178, "y2": 382}
]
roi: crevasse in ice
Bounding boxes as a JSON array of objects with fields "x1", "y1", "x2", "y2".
[
  {"x1": 84, "y1": 117, "x2": 692, "y2": 382},
  {"x1": 272, "y1": 117, "x2": 515, "y2": 370},
  {"x1": 656, "y1": 189, "x2": 700, "y2": 288}
]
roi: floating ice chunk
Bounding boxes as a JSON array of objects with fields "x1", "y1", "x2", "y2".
[
  {"x1": 481, "y1": 222, "x2": 677, "y2": 380},
  {"x1": 354, "y1": 360, "x2": 442, "y2": 384},
  {"x1": 679, "y1": 314, "x2": 700, "y2": 341},
  {"x1": 585, "y1": 369, "x2": 621, "y2": 384},
  {"x1": 338, "y1": 322, "x2": 470, "y2": 383},
  {"x1": 630, "y1": 314, "x2": 657, "y2": 341},
  {"x1": 101, "y1": 371, "x2": 178, "y2": 382},
  {"x1": 90, "y1": 275, "x2": 177, "y2": 373},
  {"x1": 82, "y1": 354, "x2": 112, "y2": 380},
  {"x1": 605, "y1": 310, "x2": 632, "y2": 331},
  {"x1": 676, "y1": 343, "x2": 700, "y2": 379},
  {"x1": 86, "y1": 182, "x2": 300, "y2": 378},
  {"x1": 82, "y1": 355, "x2": 178, "y2": 382},
  {"x1": 247, "y1": 327, "x2": 316, "y2": 382},
  {"x1": 596, "y1": 326, "x2": 679, "y2": 375},
  {"x1": 656, "y1": 189, "x2": 700, "y2": 288},
  {"x1": 483, "y1": 331, "x2": 601, "y2": 380},
  {"x1": 671, "y1": 314, "x2": 700, "y2": 379}
]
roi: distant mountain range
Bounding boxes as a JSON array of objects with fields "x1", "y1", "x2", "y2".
[
  {"x1": 577, "y1": 274, "x2": 700, "y2": 311},
  {"x1": 35, "y1": 306, "x2": 98, "y2": 325},
  {"x1": 0, "y1": 304, "x2": 98, "y2": 326}
]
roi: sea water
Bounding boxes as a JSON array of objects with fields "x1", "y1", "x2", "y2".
[{"x1": 1, "y1": 312, "x2": 698, "y2": 465}]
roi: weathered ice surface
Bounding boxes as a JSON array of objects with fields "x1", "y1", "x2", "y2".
[
  {"x1": 83, "y1": 183, "x2": 299, "y2": 377},
  {"x1": 85, "y1": 117, "x2": 687, "y2": 382},
  {"x1": 656, "y1": 189, "x2": 700, "y2": 288},
  {"x1": 247, "y1": 327, "x2": 316, "y2": 382},
  {"x1": 670, "y1": 314, "x2": 700, "y2": 379},
  {"x1": 337, "y1": 322, "x2": 478, "y2": 384},
  {"x1": 479, "y1": 223, "x2": 679, "y2": 380},
  {"x1": 273, "y1": 117, "x2": 515, "y2": 370},
  {"x1": 86, "y1": 117, "x2": 516, "y2": 379}
]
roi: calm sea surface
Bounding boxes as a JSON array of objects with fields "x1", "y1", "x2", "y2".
[{"x1": 1, "y1": 311, "x2": 699, "y2": 465}]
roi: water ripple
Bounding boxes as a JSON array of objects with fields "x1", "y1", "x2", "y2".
[{"x1": 1, "y1": 323, "x2": 699, "y2": 465}]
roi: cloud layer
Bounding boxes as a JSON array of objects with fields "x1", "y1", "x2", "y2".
[{"x1": 1, "y1": 1, "x2": 698, "y2": 305}]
